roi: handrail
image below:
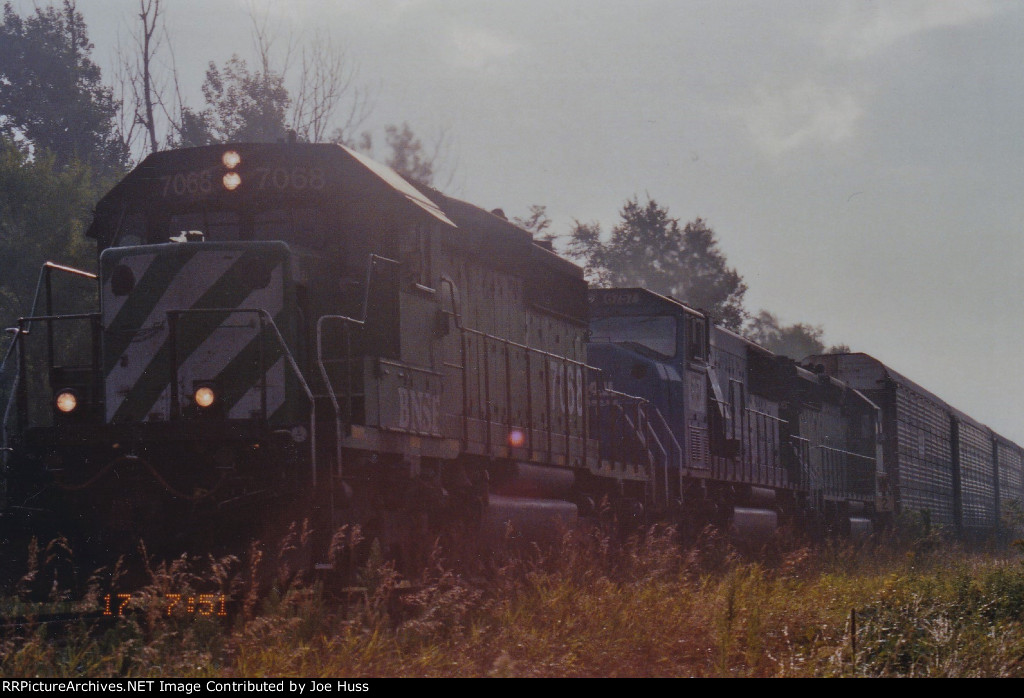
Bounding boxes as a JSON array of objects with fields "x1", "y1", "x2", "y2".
[
  {"x1": 0, "y1": 336, "x2": 19, "y2": 465},
  {"x1": 316, "y1": 313, "x2": 363, "y2": 485},
  {"x1": 5, "y1": 312, "x2": 102, "y2": 455},
  {"x1": 165, "y1": 308, "x2": 313, "y2": 402},
  {"x1": 592, "y1": 386, "x2": 648, "y2": 404},
  {"x1": 12, "y1": 312, "x2": 100, "y2": 323},
  {"x1": 745, "y1": 406, "x2": 787, "y2": 423},
  {"x1": 649, "y1": 405, "x2": 684, "y2": 472},
  {"x1": 2, "y1": 262, "x2": 98, "y2": 460},
  {"x1": 817, "y1": 444, "x2": 877, "y2": 461},
  {"x1": 440, "y1": 275, "x2": 592, "y2": 369},
  {"x1": 23, "y1": 262, "x2": 97, "y2": 336},
  {"x1": 789, "y1": 437, "x2": 821, "y2": 510},
  {"x1": 441, "y1": 274, "x2": 597, "y2": 462},
  {"x1": 166, "y1": 307, "x2": 316, "y2": 483},
  {"x1": 645, "y1": 404, "x2": 684, "y2": 501},
  {"x1": 640, "y1": 411, "x2": 670, "y2": 507}
]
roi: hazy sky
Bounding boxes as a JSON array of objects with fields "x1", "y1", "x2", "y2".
[{"x1": 43, "y1": 0, "x2": 1024, "y2": 441}]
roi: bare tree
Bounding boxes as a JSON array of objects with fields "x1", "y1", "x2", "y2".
[
  {"x1": 292, "y1": 31, "x2": 374, "y2": 143},
  {"x1": 245, "y1": 1, "x2": 373, "y2": 144},
  {"x1": 246, "y1": 0, "x2": 292, "y2": 77},
  {"x1": 115, "y1": 0, "x2": 182, "y2": 157},
  {"x1": 135, "y1": 0, "x2": 159, "y2": 153}
]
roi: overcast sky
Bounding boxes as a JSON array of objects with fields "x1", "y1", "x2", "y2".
[{"x1": 44, "y1": 0, "x2": 1024, "y2": 442}]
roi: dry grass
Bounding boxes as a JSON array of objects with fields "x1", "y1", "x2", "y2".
[{"x1": 2, "y1": 524, "x2": 1024, "y2": 677}]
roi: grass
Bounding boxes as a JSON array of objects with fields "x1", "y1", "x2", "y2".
[{"x1": 3, "y1": 524, "x2": 1024, "y2": 677}]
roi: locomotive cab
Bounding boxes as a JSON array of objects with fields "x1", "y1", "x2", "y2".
[{"x1": 588, "y1": 288, "x2": 709, "y2": 472}]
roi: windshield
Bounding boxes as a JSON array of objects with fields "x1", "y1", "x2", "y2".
[{"x1": 590, "y1": 315, "x2": 677, "y2": 359}]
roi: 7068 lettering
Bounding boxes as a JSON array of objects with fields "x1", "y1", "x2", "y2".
[{"x1": 160, "y1": 166, "x2": 326, "y2": 197}]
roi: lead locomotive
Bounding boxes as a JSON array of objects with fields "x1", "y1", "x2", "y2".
[{"x1": 1, "y1": 143, "x2": 630, "y2": 558}]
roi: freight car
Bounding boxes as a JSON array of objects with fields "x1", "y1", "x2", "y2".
[{"x1": 805, "y1": 353, "x2": 1024, "y2": 539}]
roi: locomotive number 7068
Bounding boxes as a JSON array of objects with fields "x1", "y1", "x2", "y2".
[{"x1": 160, "y1": 167, "x2": 326, "y2": 197}]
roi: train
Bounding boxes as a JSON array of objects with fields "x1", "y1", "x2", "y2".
[{"x1": 0, "y1": 141, "x2": 1019, "y2": 568}]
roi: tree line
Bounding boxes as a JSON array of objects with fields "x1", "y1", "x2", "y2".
[
  {"x1": 564, "y1": 197, "x2": 849, "y2": 356},
  {"x1": 0, "y1": 0, "x2": 844, "y2": 359}
]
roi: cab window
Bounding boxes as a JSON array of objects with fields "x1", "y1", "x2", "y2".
[{"x1": 590, "y1": 315, "x2": 677, "y2": 359}]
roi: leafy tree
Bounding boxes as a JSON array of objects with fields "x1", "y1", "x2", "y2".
[
  {"x1": 745, "y1": 311, "x2": 825, "y2": 359},
  {"x1": 173, "y1": 107, "x2": 217, "y2": 148},
  {"x1": 745, "y1": 310, "x2": 849, "y2": 359},
  {"x1": 514, "y1": 205, "x2": 553, "y2": 238},
  {"x1": 383, "y1": 122, "x2": 434, "y2": 185},
  {"x1": 344, "y1": 122, "x2": 450, "y2": 187},
  {"x1": 174, "y1": 55, "x2": 290, "y2": 145},
  {"x1": 568, "y1": 197, "x2": 747, "y2": 331},
  {"x1": 0, "y1": 137, "x2": 104, "y2": 322},
  {"x1": 0, "y1": 1, "x2": 127, "y2": 173}
]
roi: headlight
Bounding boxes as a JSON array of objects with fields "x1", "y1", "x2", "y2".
[
  {"x1": 55, "y1": 389, "x2": 78, "y2": 413},
  {"x1": 222, "y1": 172, "x2": 241, "y2": 190},
  {"x1": 194, "y1": 386, "x2": 216, "y2": 408},
  {"x1": 222, "y1": 150, "x2": 241, "y2": 169}
]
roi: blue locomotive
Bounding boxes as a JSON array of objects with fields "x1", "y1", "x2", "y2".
[{"x1": 589, "y1": 288, "x2": 880, "y2": 538}]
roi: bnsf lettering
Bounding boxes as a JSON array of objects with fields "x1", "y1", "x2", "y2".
[
  {"x1": 548, "y1": 361, "x2": 584, "y2": 417},
  {"x1": 398, "y1": 387, "x2": 441, "y2": 434}
]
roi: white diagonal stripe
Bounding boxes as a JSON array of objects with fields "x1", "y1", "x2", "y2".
[
  {"x1": 105, "y1": 250, "x2": 243, "y2": 421},
  {"x1": 228, "y1": 357, "x2": 286, "y2": 420},
  {"x1": 152, "y1": 264, "x2": 284, "y2": 417}
]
